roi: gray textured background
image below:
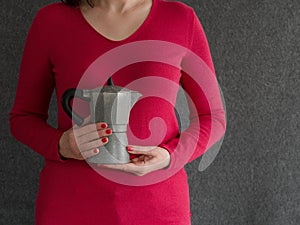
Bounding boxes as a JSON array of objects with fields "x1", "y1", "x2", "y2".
[{"x1": 1, "y1": 0, "x2": 299, "y2": 224}]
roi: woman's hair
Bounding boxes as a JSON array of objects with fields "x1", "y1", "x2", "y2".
[{"x1": 61, "y1": 0, "x2": 94, "y2": 7}]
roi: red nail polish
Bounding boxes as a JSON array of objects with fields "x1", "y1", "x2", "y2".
[
  {"x1": 101, "y1": 123, "x2": 107, "y2": 129},
  {"x1": 102, "y1": 137, "x2": 108, "y2": 143},
  {"x1": 105, "y1": 129, "x2": 112, "y2": 134},
  {"x1": 126, "y1": 146, "x2": 133, "y2": 151}
]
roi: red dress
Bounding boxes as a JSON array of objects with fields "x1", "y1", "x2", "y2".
[{"x1": 9, "y1": 1, "x2": 226, "y2": 224}]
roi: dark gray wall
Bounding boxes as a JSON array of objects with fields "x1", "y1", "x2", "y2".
[{"x1": 1, "y1": 0, "x2": 299, "y2": 224}]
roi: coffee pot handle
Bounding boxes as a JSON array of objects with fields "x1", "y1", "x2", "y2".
[{"x1": 61, "y1": 88, "x2": 90, "y2": 126}]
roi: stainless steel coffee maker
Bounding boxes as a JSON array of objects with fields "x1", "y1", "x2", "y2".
[{"x1": 62, "y1": 78, "x2": 142, "y2": 164}]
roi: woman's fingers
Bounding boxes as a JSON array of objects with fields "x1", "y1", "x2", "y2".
[
  {"x1": 131, "y1": 155, "x2": 144, "y2": 162},
  {"x1": 77, "y1": 128, "x2": 112, "y2": 144},
  {"x1": 59, "y1": 121, "x2": 111, "y2": 160},
  {"x1": 128, "y1": 146, "x2": 170, "y2": 169},
  {"x1": 74, "y1": 121, "x2": 111, "y2": 152},
  {"x1": 126, "y1": 145, "x2": 156, "y2": 155},
  {"x1": 81, "y1": 148, "x2": 100, "y2": 159},
  {"x1": 127, "y1": 145, "x2": 157, "y2": 151},
  {"x1": 131, "y1": 155, "x2": 147, "y2": 165},
  {"x1": 75, "y1": 122, "x2": 107, "y2": 137},
  {"x1": 97, "y1": 146, "x2": 170, "y2": 176},
  {"x1": 79, "y1": 137, "x2": 109, "y2": 152},
  {"x1": 132, "y1": 155, "x2": 157, "y2": 166}
]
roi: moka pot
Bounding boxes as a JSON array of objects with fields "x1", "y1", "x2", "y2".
[{"x1": 61, "y1": 78, "x2": 142, "y2": 164}]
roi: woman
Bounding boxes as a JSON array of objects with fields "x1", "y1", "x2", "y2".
[{"x1": 10, "y1": 0, "x2": 226, "y2": 224}]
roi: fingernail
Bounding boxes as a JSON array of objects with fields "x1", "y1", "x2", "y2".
[
  {"x1": 102, "y1": 137, "x2": 108, "y2": 143},
  {"x1": 101, "y1": 123, "x2": 107, "y2": 129},
  {"x1": 94, "y1": 148, "x2": 99, "y2": 153},
  {"x1": 105, "y1": 129, "x2": 112, "y2": 134},
  {"x1": 126, "y1": 146, "x2": 133, "y2": 151}
]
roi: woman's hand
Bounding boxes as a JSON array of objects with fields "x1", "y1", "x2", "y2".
[
  {"x1": 59, "y1": 121, "x2": 112, "y2": 160},
  {"x1": 98, "y1": 146, "x2": 171, "y2": 176}
]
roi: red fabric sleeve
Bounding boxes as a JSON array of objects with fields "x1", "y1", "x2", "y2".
[
  {"x1": 9, "y1": 10, "x2": 65, "y2": 162},
  {"x1": 159, "y1": 9, "x2": 226, "y2": 167}
]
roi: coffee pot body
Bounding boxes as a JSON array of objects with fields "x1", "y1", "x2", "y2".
[{"x1": 61, "y1": 81, "x2": 142, "y2": 164}]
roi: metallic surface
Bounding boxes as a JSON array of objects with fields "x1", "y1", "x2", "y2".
[{"x1": 82, "y1": 85, "x2": 142, "y2": 164}]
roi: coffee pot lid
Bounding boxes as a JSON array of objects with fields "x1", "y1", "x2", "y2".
[{"x1": 100, "y1": 77, "x2": 137, "y2": 93}]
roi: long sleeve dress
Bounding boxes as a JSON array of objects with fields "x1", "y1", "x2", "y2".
[{"x1": 9, "y1": 0, "x2": 226, "y2": 224}]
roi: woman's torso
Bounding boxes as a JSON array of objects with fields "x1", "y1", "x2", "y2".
[{"x1": 35, "y1": 1, "x2": 194, "y2": 224}]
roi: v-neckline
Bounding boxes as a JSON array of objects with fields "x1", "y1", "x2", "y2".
[{"x1": 77, "y1": 0, "x2": 157, "y2": 44}]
